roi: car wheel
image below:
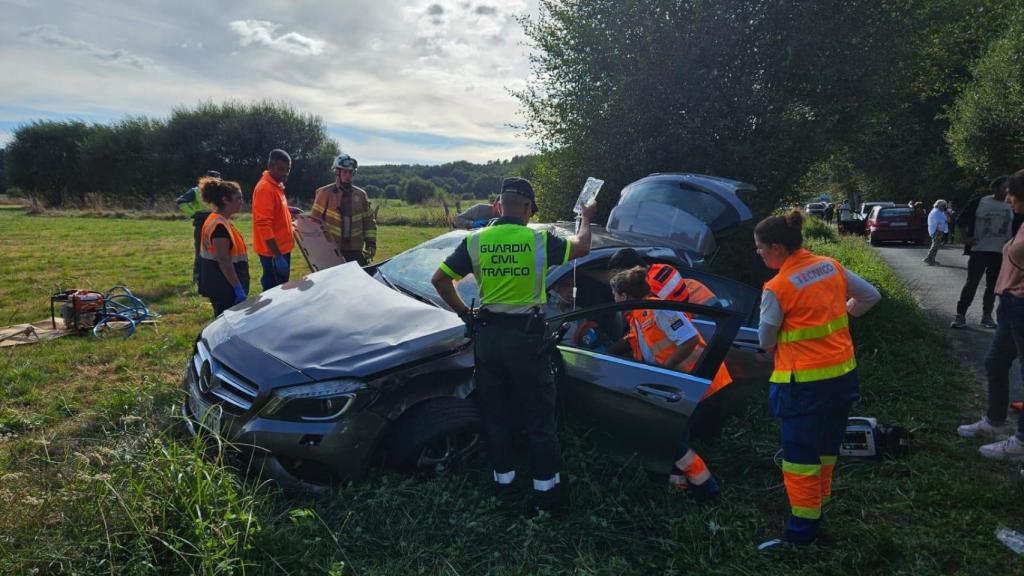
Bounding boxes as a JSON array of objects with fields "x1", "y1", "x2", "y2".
[{"x1": 385, "y1": 397, "x2": 483, "y2": 476}]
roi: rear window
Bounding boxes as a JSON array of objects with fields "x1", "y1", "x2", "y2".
[
  {"x1": 878, "y1": 207, "x2": 913, "y2": 218},
  {"x1": 619, "y1": 182, "x2": 729, "y2": 229}
]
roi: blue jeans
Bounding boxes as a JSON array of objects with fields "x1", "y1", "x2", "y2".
[
  {"x1": 985, "y1": 294, "x2": 1024, "y2": 440},
  {"x1": 258, "y1": 253, "x2": 290, "y2": 290}
]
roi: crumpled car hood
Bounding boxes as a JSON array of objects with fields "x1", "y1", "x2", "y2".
[{"x1": 203, "y1": 262, "x2": 468, "y2": 383}]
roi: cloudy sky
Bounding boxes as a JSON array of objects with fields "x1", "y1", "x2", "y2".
[{"x1": 0, "y1": 0, "x2": 541, "y2": 164}]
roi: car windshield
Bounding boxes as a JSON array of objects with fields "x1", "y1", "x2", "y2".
[{"x1": 378, "y1": 232, "x2": 479, "y2": 309}]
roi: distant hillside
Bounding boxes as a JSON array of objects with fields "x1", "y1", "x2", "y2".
[{"x1": 357, "y1": 155, "x2": 539, "y2": 201}]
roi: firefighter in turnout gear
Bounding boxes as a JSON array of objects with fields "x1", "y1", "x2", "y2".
[
  {"x1": 609, "y1": 267, "x2": 725, "y2": 501},
  {"x1": 432, "y1": 177, "x2": 597, "y2": 517},
  {"x1": 311, "y1": 153, "x2": 378, "y2": 265},
  {"x1": 754, "y1": 211, "x2": 881, "y2": 550}
]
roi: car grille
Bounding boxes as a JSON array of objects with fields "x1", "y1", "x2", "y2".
[{"x1": 192, "y1": 342, "x2": 258, "y2": 415}]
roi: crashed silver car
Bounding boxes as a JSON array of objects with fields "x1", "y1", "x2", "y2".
[{"x1": 181, "y1": 173, "x2": 773, "y2": 487}]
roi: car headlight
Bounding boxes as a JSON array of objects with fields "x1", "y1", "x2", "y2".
[{"x1": 260, "y1": 379, "x2": 367, "y2": 422}]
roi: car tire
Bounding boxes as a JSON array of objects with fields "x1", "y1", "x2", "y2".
[
  {"x1": 869, "y1": 234, "x2": 881, "y2": 246},
  {"x1": 385, "y1": 397, "x2": 483, "y2": 476}
]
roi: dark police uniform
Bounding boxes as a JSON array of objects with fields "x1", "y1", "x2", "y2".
[{"x1": 438, "y1": 216, "x2": 571, "y2": 508}]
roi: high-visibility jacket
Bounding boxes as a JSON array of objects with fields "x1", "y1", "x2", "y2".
[
  {"x1": 764, "y1": 249, "x2": 855, "y2": 383},
  {"x1": 626, "y1": 298, "x2": 732, "y2": 399},
  {"x1": 311, "y1": 183, "x2": 377, "y2": 252},
  {"x1": 464, "y1": 223, "x2": 569, "y2": 314},
  {"x1": 176, "y1": 187, "x2": 205, "y2": 217},
  {"x1": 198, "y1": 213, "x2": 250, "y2": 299},
  {"x1": 647, "y1": 264, "x2": 717, "y2": 305},
  {"x1": 251, "y1": 171, "x2": 294, "y2": 257}
]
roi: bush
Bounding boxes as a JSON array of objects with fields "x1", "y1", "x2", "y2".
[{"x1": 803, "y1": 216, "x2": 837, "y2": 242}]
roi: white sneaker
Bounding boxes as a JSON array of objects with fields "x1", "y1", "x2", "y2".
[
  {"x1": 958, "y1": 418, "x2": 1013, "y2": 438},
  {"x1": 979, "y1": 435, "x2": 1024, "y2": 461}
]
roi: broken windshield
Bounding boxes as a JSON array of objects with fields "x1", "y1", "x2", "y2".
[{"x1": 378, "y1": 232, "x2": 480, "y2": 309}]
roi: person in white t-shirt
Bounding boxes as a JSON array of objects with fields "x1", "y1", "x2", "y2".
[
  {"x1": 952, "y1": 176, "x2": 1013, "y2": 328},
  {"x1": 923, "y1": 200, "x2": 949, "y2": 265}
]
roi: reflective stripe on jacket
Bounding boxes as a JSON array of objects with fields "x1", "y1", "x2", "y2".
[
  {"x1": 467, "y1": 223, "x2": 551, "y2": 314},
  {"x1": 311, "y1": 183, "x2": 377, "y2": 251},
  {"x1": 764, "y1": 249, "x2": 855, "y2": 383},
  {"x1": 626, "y1": 298, "x2": 732, "y2": 398},
  {"x1": 251, "y1": 171, "x2": 294, "y2": 256},
  {"x1": 647, "y1": 264, "x2": 718, "y2": 310}
]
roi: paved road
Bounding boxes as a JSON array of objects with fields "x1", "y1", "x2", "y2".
[{"x1": 871, "y1": 240, "x2": 1022, "y2": 400}]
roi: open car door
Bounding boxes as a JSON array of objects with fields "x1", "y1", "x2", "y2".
[{"x1": 546, "y1": 299, "x2": 743, "y2": 472}]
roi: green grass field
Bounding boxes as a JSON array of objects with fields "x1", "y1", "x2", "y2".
[{"x1": 1, "y1": 209, "x2": 1022, "y2": 574}]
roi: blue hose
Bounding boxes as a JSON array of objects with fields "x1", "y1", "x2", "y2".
[{"x1": 92, "y1": 285, "x2": 162, "y2": 339}]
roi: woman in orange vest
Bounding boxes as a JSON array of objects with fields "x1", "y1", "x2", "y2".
[
  {"x1": 609, "y1": 266, "x2": 725, "y2": 501},
  {"x1": 754, "y1": 211, "x2": 880, "y2": 550},
  {"x1": 197, "y1": 177, "x2": 250, "y2": 317}
]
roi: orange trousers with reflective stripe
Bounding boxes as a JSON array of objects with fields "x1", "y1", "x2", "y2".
[{"x1": 779, "y1": 405, "x2": 851, "y2": 544}]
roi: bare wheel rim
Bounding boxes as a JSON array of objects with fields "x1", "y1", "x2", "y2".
[{"x1": 415, "y1": 431, "x2": 481, "y2": 474}]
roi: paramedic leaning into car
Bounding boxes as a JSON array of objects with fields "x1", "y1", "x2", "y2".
[
  {"x1": 197, "y1": 177, "x2": 250, "y2": 317},
  {"x1": 431, "y1": 177, "x2": 597, "y2": 517},
  {"x1": 753, "y1": 210, "x2": 880, "y2": 550},
  {"x1": 609, "y1": 266, "x2": 728, "y2": 501},
  {"x1": 607, "y1": 247, "x2": 717, "y2": 308}
]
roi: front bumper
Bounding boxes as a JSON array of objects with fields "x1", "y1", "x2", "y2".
[{"x1": 180, "y1": 350, "x2": 389, "y2": 484}]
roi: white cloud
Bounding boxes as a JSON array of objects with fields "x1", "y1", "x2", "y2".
[
  {"x1": 229, "y1": 20, "x2": 326, "y2": 56},
  {"x1": 0, "y1": 1, "x2": 540, "y2": 164},
  {"x1": 19, "y1": 25, "x2": 152, "y2": 70}
]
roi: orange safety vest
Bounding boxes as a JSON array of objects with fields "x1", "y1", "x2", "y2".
[
  {"x1": 648, "y1": 264, "x2": 717, "y2": 305},
  {"x1": 764, "y1": 249, "x2": 855, "y2": 383},
  {"x1": 626, "y1": 299, "x2": 732, "y2": 399},
  {"x1": 200, "y1": 213, "x2": 248, "y2": 263}
]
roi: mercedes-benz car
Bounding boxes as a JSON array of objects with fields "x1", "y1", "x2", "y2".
[{"x1": 180, "y1": 173, "x2": 773, "y2": 488}]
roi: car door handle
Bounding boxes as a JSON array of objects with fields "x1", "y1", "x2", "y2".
[{"x1": 635, "y1": 385, "x2": 681, "y2": 403}]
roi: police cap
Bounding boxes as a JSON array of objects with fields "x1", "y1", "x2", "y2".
[{"x1": 501, "y1": 177, "x2": 538, "y2": 215}]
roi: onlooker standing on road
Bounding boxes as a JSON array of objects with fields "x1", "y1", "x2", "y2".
[
  {"x1": 252, "y1": 149, "x2": 295, "y2": 290},
  {"x1": 824, "y1": 203, "x2": 834, "y2": 226},
  {"x1": 951, "y1": 176, "x2": 1013, "y2": 328},
  {"x1": 196, "y1": 177, "x2": 249, "y2": 317},
  {"x1": 923, "y1": 199, "x2": 949, "y2": 265},
  {"x1": 176, "y1": 169, "x2": 220, "y2": 284},
  {"x1": 839, "y1": 200, "x2": 850, "y2": 223},
  {"x1": 958, "y1": 169, "x2": 1024, "y2": 461},
  {"x1": 311, "y1": 153, "x2": 378, "y2": 265}
]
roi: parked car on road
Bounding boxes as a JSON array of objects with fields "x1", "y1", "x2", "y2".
[
  {"x1": 859, "y1": 201, "x2": 896, "y2": 219},
  {"x1": 181, "y1": 173, "x2": 773, "y2": 489},
  {"x1": 866, "y1": 205, "x2": 928, "y2": 245},
  {"x1": 805, "y1": 202, "x2": 826, "y2": 219}
]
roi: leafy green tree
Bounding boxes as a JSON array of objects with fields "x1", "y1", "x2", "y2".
[
  {"x1": 4, "y1": 120, "x2": 93, "y2": 206},
  {"x1": 163, "y1": 100, "x2": 339, "y2": 202},
  {"x1": 401, "y1": 176, "x2": 437, "y2": 204},
  {"x1": 80, "y1": 117, "x2": 165, "y2": 204},
  {"x1": 516, "y1": 0, "x2": 926, "y2": 220},
  {"x1": 384, "y1": 184, "x2": 400, "y2": 199},
  {"x1": 947, "y1": 5, "x2": 1024, "y2": 176}
]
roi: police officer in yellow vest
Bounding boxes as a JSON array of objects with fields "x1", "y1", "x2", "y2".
[
  {"x1": 754, "y1": 211, "x2": 880, "y2": 550},
  {"x1": 432, "y1": 177, "x2": 597, "y2": 516}
]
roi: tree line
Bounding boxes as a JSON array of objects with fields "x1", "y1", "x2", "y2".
[
  {"x1": 1, "y1": 101, "x2": 537, "y2": 208},
  {"x1": 516, "y1": 0, "x2": 1024, "y2": 221}
]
